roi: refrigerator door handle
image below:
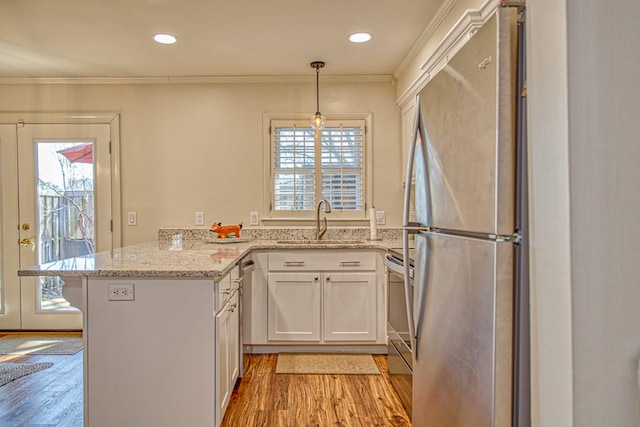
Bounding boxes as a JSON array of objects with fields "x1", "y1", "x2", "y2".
[
  {"x1": 402, "y1": 102, "x2": 421, "y2": 359},
  {"x1": 412, "y1": 239, "x2": 430, "y2": 361},
  {"x1": 421, "y1": 227, "x2": 522, "y2": 244},
  {"x1": 404, "y1": 95, "x2": 435, "y2": 360}
]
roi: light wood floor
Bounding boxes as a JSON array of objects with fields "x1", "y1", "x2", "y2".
[
  {"x1": 0, "y1": 333, "x2": 410, "y2": 426},
  {"x1": 222, "y1": 354, "x2": 411, "y2": 427},
  {"x1": 0, "y1": 334, "x2": 84, "y2": 426}
]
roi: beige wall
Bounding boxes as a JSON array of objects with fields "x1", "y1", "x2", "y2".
[
  {"x1": 565, "y1": 0, "x2": 640, "y2": 425},
  {"x1": 0, "y1": 80, "x2": 403, "y2": 244},
  {"x1": 529, "y1": 0, "x2": 640, "y2": 425}
]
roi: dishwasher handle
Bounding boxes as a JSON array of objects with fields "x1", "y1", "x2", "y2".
[{"x1": 241, "y1": 259, "x2": 255, "y2": 273}]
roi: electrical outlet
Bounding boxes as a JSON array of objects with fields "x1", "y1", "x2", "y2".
[
  {"x1": 376, "y1": 210, "x2": 386, "y2": 225},
  {"x1": 127, "y1": 212, "x2": 137, "y2": 226},
  {"x1": 108, "y1": 283, "x2": 135, "y2": 301},
  {"x1": 250, "y1": 212, "x2": 259, "y2": 226},
  {"x1": 195, "y1": 211, "x2": 205, "y2": 226}
]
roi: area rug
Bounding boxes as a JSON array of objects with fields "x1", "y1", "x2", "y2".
[
  {"x1": 0, "y1": 362, "x2": 53, "y2": 386},
  {"x1": 0, "y1": 333, "x2": 82, "y2": 355},
  {"x1": 275, "y1": 353, "x2": 380, "y2": 375}
]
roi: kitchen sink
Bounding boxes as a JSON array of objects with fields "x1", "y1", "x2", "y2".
[{"x1": 276, "y1": 239, "x2": 365, "y2": 245}]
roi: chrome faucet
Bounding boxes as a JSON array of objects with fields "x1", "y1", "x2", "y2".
[{"x1": 315, "y1": 198, "x2": 332, "y2": 240}]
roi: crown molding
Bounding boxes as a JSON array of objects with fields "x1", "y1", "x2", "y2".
[
  {"x1": 394, "y1": 0, "x2": 458, "y2": 78},
  {"x1": 0, "y1": 74, "x2": 395, "y2": 85},
  {"x1": 395, "y1": 0, "x2": 497, "y2": 108}
]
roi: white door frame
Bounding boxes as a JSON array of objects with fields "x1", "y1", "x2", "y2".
[
  {"x1": 0, "y1": 113, "x2": 121, "y2": 330},
  {"x1": 0, "y1": 124, "x2": 20, "y2": 328}
]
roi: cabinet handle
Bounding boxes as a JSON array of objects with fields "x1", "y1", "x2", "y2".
[
  {"x1": 314, "y1": 276, "x2": 319, "y2": 281},
  {"x1": 229, "y1": 303, "x2": 237, "y2": 312},
  {"x1": 339, "y1": 261, "x2": 361, "y2": 267},
  {"x1": 326, "y1": 276, "x2": 330, "y2": 282},
  {"x1": 284, "y1": 261, "x2": 305, "y2": 267},
  {"x1": 222, "y1": 289, "x2": 231, "y2": 295}
]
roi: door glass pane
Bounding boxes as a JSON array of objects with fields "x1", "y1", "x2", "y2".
[{"x1": 37, "y1": 141, "x2": 94, "y2": 311}]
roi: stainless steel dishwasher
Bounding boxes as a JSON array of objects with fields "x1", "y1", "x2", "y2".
[{"x1": 386, "y1": 250, "x2": 413, "y2": 417}]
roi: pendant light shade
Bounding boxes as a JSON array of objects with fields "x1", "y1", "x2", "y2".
[{"x1": 310, "y1": 61, "x2": 326, "y2": 130}]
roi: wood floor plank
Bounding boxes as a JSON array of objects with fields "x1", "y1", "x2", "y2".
[
  {"x1": 221, "y1": 354, "x2": 411, "y2": 427},
  {"x1": 0, "y1": 333, "x2": 84, "y2": 426}
]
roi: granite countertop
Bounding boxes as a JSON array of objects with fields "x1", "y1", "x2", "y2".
[{"x1": 18, "y1": 237, "x2": 405, "y2": 279}]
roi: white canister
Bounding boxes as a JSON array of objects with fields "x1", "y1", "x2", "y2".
[{"x1": 369, "y1": 208, "x2": 378, "y2": 240}]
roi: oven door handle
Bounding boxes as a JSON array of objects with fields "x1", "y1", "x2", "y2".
[
  {"x1": 385, "y1": 254, "x2": 414, "y2": 278},
  {"x1": 385, "y1": 254, "x2": 404, "y2": 275}
]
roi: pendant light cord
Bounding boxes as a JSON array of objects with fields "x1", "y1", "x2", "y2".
[{"x1": 316, "y1": 67, "x2": 320, "y2": 115}]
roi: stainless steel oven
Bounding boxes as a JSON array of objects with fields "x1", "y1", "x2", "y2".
[{"x1": 385, "y1": 251, "x2": 413, "y2": 417}]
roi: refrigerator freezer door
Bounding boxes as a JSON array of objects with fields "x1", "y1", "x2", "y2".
[
  {"x1": 418, "y1": 12, "x2": 517, "y2": 235},
  {"x1": 412, "y1": 231, "x2": 514, "y2": 426}
]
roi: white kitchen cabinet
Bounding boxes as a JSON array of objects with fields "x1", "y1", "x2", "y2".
[
  {"x1": 216, "y1": 288, "x2": 239, "y2": 425},
  {"x1": 264, "y1": 251, "x2": 380, "y2": 344},
  {"x1": 267, "y1": 272, "x2": 321, "y2": 341},
  {"x1": 323, "y1": 272, "x2": 377, "y2": 341},
  {"x1": 84, "y1": 265, "x2": 241, "y2": 427},
  {"x1": 85, "y1": 277, "x2": 217, "y2": 426},
  {"x1": 267, "y1": 271, "x2": 377, "y2": 343}
]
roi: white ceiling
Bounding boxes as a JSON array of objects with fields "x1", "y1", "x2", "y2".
[{"x1": 0, "y1": 0, "x2": 443, "y2": 79}]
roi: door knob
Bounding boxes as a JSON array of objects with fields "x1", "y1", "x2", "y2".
[
  {"x1": 21, "y1": 223, "x2": 30, "y2": 231},
  {"x1": 19, "y1": 237, "x2": 35, "y2": 248}
]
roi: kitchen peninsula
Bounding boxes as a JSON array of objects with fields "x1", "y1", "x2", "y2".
[{"x1": 18, "y1": 228, "x2": 400, "y2": 427}]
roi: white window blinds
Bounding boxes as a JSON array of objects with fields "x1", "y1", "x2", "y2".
[
  {"x1": 273, "y1": 125, "x2": 316, "y2": 211},
  {"x1": 272, "y1": 120, "x2": 365, "y2": 213}
]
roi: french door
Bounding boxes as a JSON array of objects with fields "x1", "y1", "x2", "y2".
[{"x1": 0, "y1": 121, "x2": 118, "y2": 330}]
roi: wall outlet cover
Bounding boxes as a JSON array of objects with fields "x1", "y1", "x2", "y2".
[
  {"x1": 195, "y1": 211, "x2": 205, "y2": 226},
  {"x1": 376, "y1": 210, "x2": 386, "y2": 225},
  {"x1": 108, "y1": 283, "x2": 135, "y2": 301}
]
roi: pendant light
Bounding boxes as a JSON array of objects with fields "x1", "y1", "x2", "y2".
[{"x1": 310, "y1": 61, "x2": 326, "y2": 130}]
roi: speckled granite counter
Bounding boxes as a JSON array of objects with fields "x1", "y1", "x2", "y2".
[{"x1": 18, "y1": 234, "x2": 405, "y2": 279}]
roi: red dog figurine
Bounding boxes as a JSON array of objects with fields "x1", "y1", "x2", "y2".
[{"x1": 210, "y1": 222, "x2": 243, "y2": 239}]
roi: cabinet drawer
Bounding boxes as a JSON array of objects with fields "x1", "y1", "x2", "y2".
[
  {"x1": 216, "y1": 266, "x2": 240, "y2": 311},
  {"x1": 268, "y1": 251, "x2": 376, "y2": 271}
]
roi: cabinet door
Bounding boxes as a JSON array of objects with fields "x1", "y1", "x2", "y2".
[
  {"x1": 215, "y1": 299, "x2": 231, "y2": 426},
  {"x1": 323, "y1": 272, "x2": 377, "y2": 341},
  {"x1": 268, "y1": 272, "x2": 320, "y2": 341},
  {"x1": 228, "y1": 291, "x2": 240, "y2": 389}
]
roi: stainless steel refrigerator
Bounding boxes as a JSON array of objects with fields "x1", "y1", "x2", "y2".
[{"x1": 402, "y1": 7, "x2": 529, "y2": 426}]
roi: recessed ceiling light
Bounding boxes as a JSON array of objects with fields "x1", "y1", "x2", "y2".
[
  {"x1": 153, "y1": 34, "x2": 178, "y2": 44},
  {"x1": 348, "y1": 32, "x2": 372, "y2": 43}
]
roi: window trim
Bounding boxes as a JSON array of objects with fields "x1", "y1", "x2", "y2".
[{"x1": 262, "y1": 112, "x2": 373, "y2": 222}]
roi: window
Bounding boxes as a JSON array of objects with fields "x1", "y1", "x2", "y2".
[{"x1": 268, "y1": 118, "x2": 370, "y2": 220}]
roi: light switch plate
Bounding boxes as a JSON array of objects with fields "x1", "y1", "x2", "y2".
[
  {"x1": 250, "y1": 212, "x2": 259, "y2": 225},
  {"x1": 376, "y1": 210, "x2": 386, "y2": 225},
  {"x1": 127, "y1": 212, "x2": 137, "y2": 226}
]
